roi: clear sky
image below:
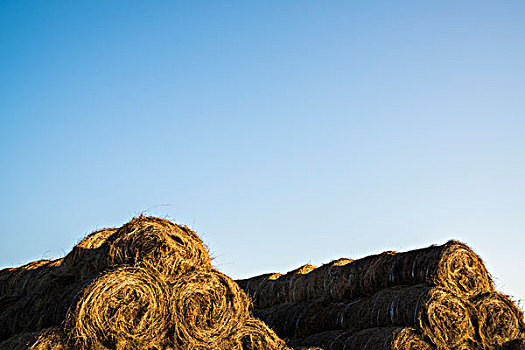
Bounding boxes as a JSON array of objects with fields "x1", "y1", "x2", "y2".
[{"x1": 1, "y1": 1, "x2": 524, "y2": 302}]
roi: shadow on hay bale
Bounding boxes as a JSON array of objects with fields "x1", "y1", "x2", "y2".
[
  {"x1": 471, "y1": 292, "x2": 525, "y2": 349},
  {"x1": 495, "y1": 338, "x2": 525, "y2": 350},
  {"x1": 238, "y1": 240, "x2": 494, "y2": 307},
  {"x1": 256, "y1": 284, "x2": 475, "y2": 350},
  {"x1": 291, "y1": 327, "x2": 432, "y2": 350}
]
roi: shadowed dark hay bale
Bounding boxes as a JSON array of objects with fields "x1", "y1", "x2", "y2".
[
  {"x1": 236, "y1": 273, "x2": 283, "y2": 305},
  {"x1": 169, "y1": 268, "x2": 250, "y2": 348},
  {"x1": 61, "y1": 228, "x2": 117, "y2": 281},
  {"x1": 256, "y1": 284, "x2": 474, "y2": 349},
  {"x1": 495, "y1": 338, "x2": 525, "y2": 350},
  {"x1": 0, "y1": 279, "x2": 84, "y2": 341},
  {"x1": 66, "y1": 266, "x2": 170, "y2": 350},
  {"x1": 239, "y1": 241, "x2": 492, "y2": 307},
  {"x1": 254, "y1": 265, "x2": 317, "y2": 309},
  {"x1": 236, "y1": 317, "x2": 290, "y2": 350},
  {"x1": 0, "y1": 331, "x2": 39, "y2": 350},
  {"x1": 329, "y1": 240, "x2": 493, "y2": 300},
  {"x1": 238, "y1": 260, "x2": 353, "y2": 309},
  {"x1": 107, "y1": 216, "x2": 212, "y2": 276},
  {"x1": 0, "y1": 259, "x2": 62, "y2": 298},
  {"x1": 294, "y1": 327, "x2": 432, "y2": 350},
  {"x1": 471, "y1": 292, "x2": 525, "y2": 349}
]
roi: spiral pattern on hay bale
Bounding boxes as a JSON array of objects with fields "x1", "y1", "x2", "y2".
[
  {"x1": 236, "y1": 317, "x2": 290, "y2": 350},
  {"x1": 66, "y1": 266, "x2": 170, "y2": 350},
  {"x1": 471, "y1": 292, "x2": 525, "y2": 349},
  {"x1": 169, "y1": 268, "x2": 250, "y2": 347}
]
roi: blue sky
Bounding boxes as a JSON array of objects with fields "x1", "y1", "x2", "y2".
[{"x1": 1, "y1": 1, "x2": 524, "y2": 301}]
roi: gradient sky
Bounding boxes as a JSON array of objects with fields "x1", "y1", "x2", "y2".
[{"x1": 1, "y1": 1, "x2": 524, "y2": 302}]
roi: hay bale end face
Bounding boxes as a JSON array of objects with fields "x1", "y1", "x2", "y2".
[
  {"x1": 66, "y1": 266, "x2": 170, "y2": 350},
  {"x1": 471, "y1": 292, "x2": 525, "y2": 349},
  {"x1": 169, "y1": 268, "x2": 251, "y2": 347}
]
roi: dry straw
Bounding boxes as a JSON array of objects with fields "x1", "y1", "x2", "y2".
[
  {"x1": 256, "y1": 284, "x2": 474, "y2": 349},
  {"x1": 66, "y1": 266, "x2": 170, "y2": 350},
  {"x1": 168, "y1": 268, "x2": 250, "y2": 348},
  {"x1": 471, "y1": 292, "x2": 525, "y2": 349},
  {"x1": 107, "y1": 216, "x2": 212, "y2": 276},
  {"x1": 295, "y1": 327, "x2": 432, "y2": 350},
  {"x1": 239, "y1": 240, "x2": 494, "y2": 306},
  {"x1": 496, "y1": 338, "x2": 525, "y2": 350},
  {"x1": 235, "y1": 317, "x2": 291, "y2": 350}
]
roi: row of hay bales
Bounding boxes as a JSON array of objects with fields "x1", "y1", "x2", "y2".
[
  {"x1": 236, "y1": 241, "x2": 525, "y2": 350},
  {"x1": 0, "y1": 216, "x2": 289, "y2": 350}
]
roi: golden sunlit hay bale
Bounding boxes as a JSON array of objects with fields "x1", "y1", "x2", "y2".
[
  {"x1": 66, "y1": 266, "x2": 170, "y2": 350},
  {"x1": 236, "y1": 317, "x2": 290, "y2": 350},
  {"x1": 169, "y1": 268, "x2": 250, "y2": 348},
  {"x1": 60, "y1": 228, "x2": 117, "y2": 281},
  {"x1": 107, "y1": 215, "x2": 212, "y2": 276},
  {"x1": 256, "y1": 285, "x2": 475, "y2": 349},
  {"x1": 471, "y1": 292, "x2": 525, "y2": 349},
  {"x1": 295, "y1": 327, "x2": 432, "y2": 350},
  {"x1": 27, "y1": 328, "x2": 72, "y2": 350}
]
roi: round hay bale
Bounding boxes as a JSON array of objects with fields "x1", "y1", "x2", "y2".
[
  {"x1": 66, "y1": 266, "x2": 170, "y2": 350},
  {"x1": 471, "y1": 292, "x2": 525, "y2": 349},
  {"x1": 236, "y1": 273, "x2": 282, "y2": 304},
  {"x1": 60, "y1": 228, "x2": 117, "y2": 280},
  {"x1": 169, "y1": 268, "x2": 250, "y2": 348},
  {"x1": 236, "y1": 317, "x2": 290, "y2": 350},
  {"x1": 256, "y1": 265, "x2": 317, "y2": 309},
  {"x1": 255, "y1": 285, "x2": 475, "y2": 349},
  {"x1": 107, "y1": 216, "x2": 211, "y2": 276}
]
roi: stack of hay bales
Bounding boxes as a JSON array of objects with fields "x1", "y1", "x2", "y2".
[
  {"x1": 0, "y1": 216, "x2": 289, "y2": 350},
  {"x1": 237, "y1": 241, "x2": 525, "y2": 350}
]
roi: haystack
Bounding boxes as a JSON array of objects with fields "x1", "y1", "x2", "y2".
[{"x1": 0, "y1": 216, "x2": 285, "y2": 350}]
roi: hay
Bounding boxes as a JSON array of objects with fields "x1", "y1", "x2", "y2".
[
  {"x1": 236, "y1": 317, "x2": 291, "y2": 350},
  {"x1": 329, "y1": 240, "x2": 493, "y2": 300},
  {"x1": 169, "y1": 268, "x2": 250, "y2": 348},
  {"x1": 107, "y1": 215, "x2": 212, "y2": 276},
  {"x1": 0, "y1": 259, "x2": 62, "y2": 298},
  {"x1": 27, "y1": 328, "x2": 73, "y2": 350},
  {"x1": 0, "y1": 278, "x2": 84, "y2": 341},
  {"x1": 256, "y1": 284, "x2": 474, "y2": 349},
  {"x1": 66, "y1": 266, "x2": 170, "y2": 350},
  {"x1": 471, "y1": 292, "x2": 525, "y2": 349},
  {"x1": 237, "y1": 260, "x2": 354, "y2": 308},
  {"x1": 0, "y1": 331, "x2": 39, "y2": 350},
  {"x1": 254, "y1": 265, "x2": 317, "y2": 309},
  {"x1": 295, "y1": 327, "x2": 432, "y2": 350},
  {"x1": 60, "y1": 228, "x2": 117, "y2": 281},
  {"x1": 496, "y1": 338, "x2": 525, "y2": 350}
]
